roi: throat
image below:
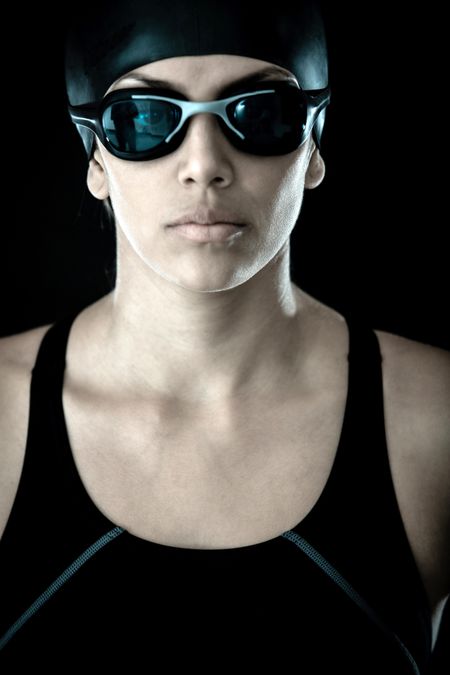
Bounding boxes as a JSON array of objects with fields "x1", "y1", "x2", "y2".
[{"x1": 87, "y1": 274, "x2": 305, "y2": 402}]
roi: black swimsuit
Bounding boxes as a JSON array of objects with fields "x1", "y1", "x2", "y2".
[{"x1": 0, "y1": 309, "x2": 432, "y2": 672}]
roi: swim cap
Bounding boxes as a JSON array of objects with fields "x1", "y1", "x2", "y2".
[{"x1": 64, "y1": 0, "x2": 329, "y2": 160}]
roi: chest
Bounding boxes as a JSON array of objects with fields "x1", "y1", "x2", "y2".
[{"x1": 62, "y1": 385, "x2": 348, "y2": 549}]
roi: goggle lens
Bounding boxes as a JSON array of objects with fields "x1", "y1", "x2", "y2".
[
  {"x1": 227, "y1": 90, "x2": 306, "y2": 150},
  {"x1": 103, "y1": 99, "x2": 182, "y2": 153}
]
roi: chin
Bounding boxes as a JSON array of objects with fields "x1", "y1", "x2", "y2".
[{"x1": 165, "y1": 267, "x2": 252, "y2": 293}]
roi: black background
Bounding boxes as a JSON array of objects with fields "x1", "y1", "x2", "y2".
[{"x1": 1, "y1": 1, "x2": 448, "y2": 668}]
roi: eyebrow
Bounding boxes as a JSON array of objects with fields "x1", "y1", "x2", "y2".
[{"x1": 114, "y1": 66, "x2": 298, "y2": 96}]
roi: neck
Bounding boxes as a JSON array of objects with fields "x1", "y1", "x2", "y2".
[{"x1": 92, "y1": 233, "x2": 310, "y2": 406}]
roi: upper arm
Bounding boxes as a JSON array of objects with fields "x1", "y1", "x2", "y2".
[
  {"x1": 374, "y1": 329, "x2": 450, "y2": 608},
  {"x1": 0, "y1": 324, "x2": 53, "y2": 538}
]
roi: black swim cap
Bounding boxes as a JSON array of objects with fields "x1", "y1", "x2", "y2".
[{"x1": 65, "y1": 0, "x2": 329, "y2": 160}]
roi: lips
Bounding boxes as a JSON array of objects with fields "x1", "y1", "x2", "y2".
[
  {"x1": 166, "y1": 206, "x2": 248, "y2": 242},
  {"x1": 167, "y1": 207, "x2": 247, "y2": 228},
  {"x1": 168, "y1": 223, "x2": 245, "y2": 242}
]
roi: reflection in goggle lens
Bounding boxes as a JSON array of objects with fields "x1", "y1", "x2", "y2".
[{"x1": 103, "y1": 99, "x2": 181, "y2": 152}]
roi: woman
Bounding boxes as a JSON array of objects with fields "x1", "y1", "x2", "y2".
[{"x1": 0, "y1": 0, "x2": 448, "y2": 670}]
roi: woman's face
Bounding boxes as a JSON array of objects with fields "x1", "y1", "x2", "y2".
[{"x1": 88, "y1": 54, "x2": 325, "y2": 292}]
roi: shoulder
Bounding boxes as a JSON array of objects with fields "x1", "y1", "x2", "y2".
[
  {"x1": 0, "y1": 322, "x2": 55, "y2": 400},
  {"x1": 374, "y1": 328, "x2": 450, "y2": 452},
  {"x1": 374, "y1": 328, "x2": 450, "y2": 394},
  {"x1": 0, "y1": 322, "x2": 54, "y2": 367},
  {"x1": 0, "y1": 322, "x2": 54, "y2": 539},
  {"x1": 374, "y1": 328, "x2": 450, "y2": 608}
]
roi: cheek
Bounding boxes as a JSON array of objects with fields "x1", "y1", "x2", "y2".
[
  {"x1": 106, "y1": 162, "x2": 159, "y2": 222},
  {"x1": 254, "y1": 155, "x2": 308, "y2": 236}
]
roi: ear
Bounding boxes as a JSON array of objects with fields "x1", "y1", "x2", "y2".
[
  {"x1": 86, "y1": 142, "x2": 110, "y2": 200},
  {"x1": 304, "y1": 139, "x2": 326, "y2": 190}
]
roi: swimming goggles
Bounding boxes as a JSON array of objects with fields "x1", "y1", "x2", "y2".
[{"x1": 68, "y1": 81, "x2": 330, "y2": 161}]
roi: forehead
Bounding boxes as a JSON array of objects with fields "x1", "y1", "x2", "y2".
[{"x1": 106, "y1": 54, "x2": 297, "y2": 97}]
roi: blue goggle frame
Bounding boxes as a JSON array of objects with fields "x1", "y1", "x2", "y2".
[{"x1": 68, "y1": 81, "x2": 330, "y2": 161}]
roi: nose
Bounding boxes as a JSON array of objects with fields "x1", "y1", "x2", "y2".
[{"x1": 176, "y1": 113, "x2": 234, "y2": 189}]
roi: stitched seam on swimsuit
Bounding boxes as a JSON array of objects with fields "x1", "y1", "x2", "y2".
[
  {"x1": 0, "y1": 526, "x2": 125, "y2": 650},
  {"x1": 282, "y1": 529, "x2": 421, "y2": 675}
]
